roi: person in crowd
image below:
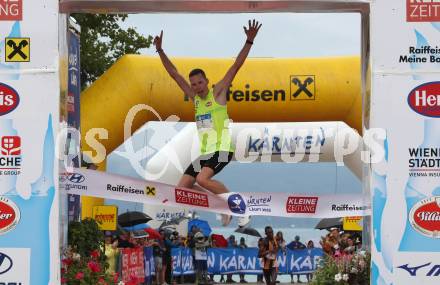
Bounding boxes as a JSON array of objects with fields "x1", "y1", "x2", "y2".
[
  {"x1": 152, "y1": 231, "x2": 167, "y2": 285},
  {"x1": 104, "y1": 232, "x2": 119, "y2": 275},
  {"x1": 226, "y1": 235, "x2": 239, "y2": 283},
  {"x1": 306, "y1": 240, "x2": 315, "y2": 282},
  {"x1": 275, "y1": 231, "x2": 286, "y2": 256},
  {"x1": 164, "y1": 231, "x2": 180, "y2": 285},
  {"x1": 256, "y1": 238, "x2": 265, "y2": 284},
  {"x1": 259, "y1": 226, "x2": 278, "y2": 285},
  {"x1": 117, "y1": 232, "x2": 134, "y2": 248},
  {"x1": 239, "y1": 237, "x2": 248, "y2": 283},
  {"x1": 194, "y1": 231, "x2": 211, "y2": 285},
  {"x1": 287, "y1": 235, "x2": 306, "y2": 283}
]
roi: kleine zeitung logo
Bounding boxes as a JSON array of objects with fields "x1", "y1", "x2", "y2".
[
  {"x1": 409, "y1": 196, "x2": 440, "y2": 238},
  {"x1": 407, "y1": 82, "x2": 440, "y2": 117},
  {"x1": 407, "y1": 0, "x2": 440, "y2": 22},
  {"x1": 0, "y1": 196, "x2": 20, "y2": 235}
]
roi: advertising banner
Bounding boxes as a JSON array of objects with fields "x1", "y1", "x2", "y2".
[
  {"x1": 60, "y1": 168, "x2": 369, "y2": 218},
  {"x1": 121, "y1": 247, "x2": 145, "y2": 284},
  {"x1": 171, "y1": 247, "x2": 323, "y2": 275},
  {"x1": 0, "y1": 0, "x2": 60, "y2": 284},
  {"x1": 92, "y1": 205, "x2": 117, "y2": 230}
]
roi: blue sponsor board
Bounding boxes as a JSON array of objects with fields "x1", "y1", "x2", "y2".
[{"x1": 170, "y1": 247, "x2": 322, "y2": 275}]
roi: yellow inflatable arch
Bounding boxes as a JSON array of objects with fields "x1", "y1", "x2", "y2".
[{"x1": 81, "y1": 55, "x2": 361, "y2": 165}]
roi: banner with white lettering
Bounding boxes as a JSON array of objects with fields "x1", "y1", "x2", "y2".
[
  {"x1": 170, "y1": 247, "x2": 323, "y2": 275},
  {"x1": 60, "y1": 168, "x2": 369, "y2": 218}
]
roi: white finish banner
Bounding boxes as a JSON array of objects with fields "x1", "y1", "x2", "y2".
[{"x1": 60, "y1": 168, "x2": 369, "y2": 218}]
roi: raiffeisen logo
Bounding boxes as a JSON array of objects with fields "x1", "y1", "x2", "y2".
[
  {"x1": 407, "y1": 82, "x2": 440, "y2": 117},
  {"x1": 407, "y1": 0, "x2": 440, "y2": 22}
]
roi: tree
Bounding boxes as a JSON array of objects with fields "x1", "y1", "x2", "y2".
[{"x1": 71, "y1": 14, "x2": 153, "y2": 88}]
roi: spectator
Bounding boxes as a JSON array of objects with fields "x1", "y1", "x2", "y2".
[
  {"x1": 287, "y1": 235, "x2": 306, "y2": 283},
  {"x1": 164, "y1": 231, "x2": 179, "y2": 285},
  {"x1": 256, "y1": 238, "x2": 264, "y2": 284},
  {"x1": 117, "y1": 232, "x2": 134, "y2": 248},
  {"x1": 259, "y1": 226, "x2": 278, "y2": 285},
  {"x1": 104, "y1": 233, "x2": 119, "y2": 275},
  {"x1": 194, "y1": 231, "x2": 210, "y2": 285},
  {"x1": 306, "y1": 240, "x2": 315, "y2": 282},
  {"x1": 152, "y1": 231, "x2": 166, "y2": 285},
  {"x1": 226, "y1": 235, "x2": 238, "y2": 283},
  {"x1": 239, "y1": 237, "x2": 248, "y2": 283}
]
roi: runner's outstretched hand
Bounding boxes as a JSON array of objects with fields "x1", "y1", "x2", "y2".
[
  {"x1": 154, "y1": 30, "x2": 163, "y2": 51},
  {"x1": 244, "y1": 19, "x2": 262, "y2": 42}
]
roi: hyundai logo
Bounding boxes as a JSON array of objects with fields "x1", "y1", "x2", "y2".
[
  {"x1": 0, "y1": 252, "x2": 13, "y2": 274},
  {"x1": 68, "y1": 173, "x2": 85, "y2": 183}
]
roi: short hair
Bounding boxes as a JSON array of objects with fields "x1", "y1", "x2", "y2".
[
  {"x1": 189, "y1": 68, "x2": 206, "y2": 78},
  {"x1": 265, "y1": 226, "x2": 273, "y2": 233}
]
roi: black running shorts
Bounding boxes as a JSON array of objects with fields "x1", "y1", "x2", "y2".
[{"x1": 184, "y1": 151, "x2": 234, "y2": 178}]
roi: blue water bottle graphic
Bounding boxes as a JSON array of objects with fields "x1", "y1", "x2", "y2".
[
  {"x1": 0, "y1": 116, "x2": 55, "y2": 284},
  {"x1": 399, "y1": 119, "x2": 440, "y2": 251}
]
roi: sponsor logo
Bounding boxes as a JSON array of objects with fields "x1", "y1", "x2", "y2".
[
  {"x1": 0, "y1": 196, "x2": 20, "y2": 235},
  {"x1": 0, "y1": 0, "x2": 22, "y2": 21},
  {"x1": 155, "y1": 210, "x2": 186, "y2": 221},
  {"x1": 399, "y1": 46, "x2": 440, "y2": 64},
  {"x1": 175, "y1": 188, "x2": 209, "y2": 207},
  {"x1": 247, "y1": 127, "x2": 326, "y2": 155},
  {"x1": 93, "y1": 214, "x2": 115, "y2": 224},
  {"x1": 331, "y1": 204, "x2": 366, "y2": 212},
  {"x1": 409, "y1": 196, "x2": 440, "y2": 238},
  {"x1": 398, "y1": 262, "x2": 440, "y2": 276},
  {"x1": 60, "y1": 172, "x2": 87, "y2": 191},
  {"x1": 5, "y1": 38, "x2": 30, "y2": 62},
  {"x1": 107, "y1": 184, "x2": 146, "y2": 195},
  {"x1": 290, "y1": 75, "x2": 316, "y2": 100},
  {"x1": 407, "y1": 0, "x2": 440, "y2": 22},
  {"x1": 286, "y1": 196, "x2": 318, "y2": 214},
  {"x1": 0, "y1": 134, "x2": 21, "y2": 179},
  {"x1": 145, "y1": 186, "x2": 156, "y2": 197},
  {"x1": 247, "y1": 195, "x2": 272, "y2": 213},
  {"x1": 0, "y1": 83, "x2": 20, "y2": 116},
  {"x1": 228, "y1": 193, "x2": 246, "y2": 214},
  {"x1": 0, "y1": 248, "x2": 29, "y2": 284},
  {"x1": 408, "y1": 147, "x2": 440, "y2": 177},
  {"x1": 407, "y1": 82, "x2": 440, "y2": 117},
  {"x1": 0, "y1": 252, "x2": 13, "y2": 274}
]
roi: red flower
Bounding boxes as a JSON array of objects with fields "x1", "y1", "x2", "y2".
[
  {"x1": 61, "y1": 268, "x2": 66, "y2": 274},
  {"x1": 91, "y1": 249, "x2": 100, "y2": 258},
  {"x1": 113, "y1": 272, "x2": 119, "y2": 283},
  {"x1": 75, "y1": 272, "x2": 84, "y2": 280},
  {"x1": 62, "y1": 258, "x2": 73, "y2": 266},
  {"x1": 98, "y1": 277, "x2": 107, "y2": 284},
  {"x1": 61, "y1": 277, "x2": 67, "y2": 283},
  {"x1": 87, "y1": 261, "x2": 101, "y2": 272}
]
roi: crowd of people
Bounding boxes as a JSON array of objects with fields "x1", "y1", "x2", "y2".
[
  {"x1": 319, "y1": 228, "x2": 362, "y2": 258},
  {"x1": 102, "y1": 225, "x2": 322, "y2": 285}
]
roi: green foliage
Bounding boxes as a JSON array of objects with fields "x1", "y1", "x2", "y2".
[
  {"x1": 70, "y1": 14, "x2": 153, "y2": 88},
  {"x1": 68, "y1": 218, "x2": 105, "y2": 262}
]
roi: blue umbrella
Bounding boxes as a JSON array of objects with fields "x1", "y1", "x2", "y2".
[
  {"x1": 123, "y1": 223, "x2": 150, "y2": 232},
  {"x1": 188, "y1": 219, "x2": 212, "y2": 237}
]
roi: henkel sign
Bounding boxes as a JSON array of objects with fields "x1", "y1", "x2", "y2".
[
  {"x1": 407, "y1": 0, "x2": 440, "y2": 22},
  {"x1": 407, "y1": 82, "x2": 440, "y2": 117},
  {"x1": 0, "y1": 0, "x2": 22, "y2": 21}
]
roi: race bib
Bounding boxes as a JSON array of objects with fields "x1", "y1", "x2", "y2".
[
  {"x1": 195, "y1": 249, "x2": 208, "y2": 260},
  {"x1": 196, "y1": 113, "x2": 213, "y2": 130}
]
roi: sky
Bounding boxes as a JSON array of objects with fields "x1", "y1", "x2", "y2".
[{"x1": 123, "y1": 12, "x2": 361, "y2": 58}]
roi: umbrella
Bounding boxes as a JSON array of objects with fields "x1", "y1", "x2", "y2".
[
  {"x1": 315, "y1": 218, "x2": 343, "y2": 230},
  {"x1": 188, "y1": 219, "x2": 212, "y2": 237},
  {"x1": 118, "y1": 211, "x2": 152, "y2": 227},
  {"x1": 144, "y1": 227, "x2": 162, "y2": 239},
  {"x1": 123, "y1": 223, "x2": 150, "y2": 232},
  {"x1": 211, "y1": 234, "x2": 228, "y2": 248},
  {"x1": 235, "y1": 227, "x2": 261, "y2": 238}
]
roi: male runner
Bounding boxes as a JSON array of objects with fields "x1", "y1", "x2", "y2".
[{"x1": 154, "y1": 20, "x2": 261, "y2": 225}]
